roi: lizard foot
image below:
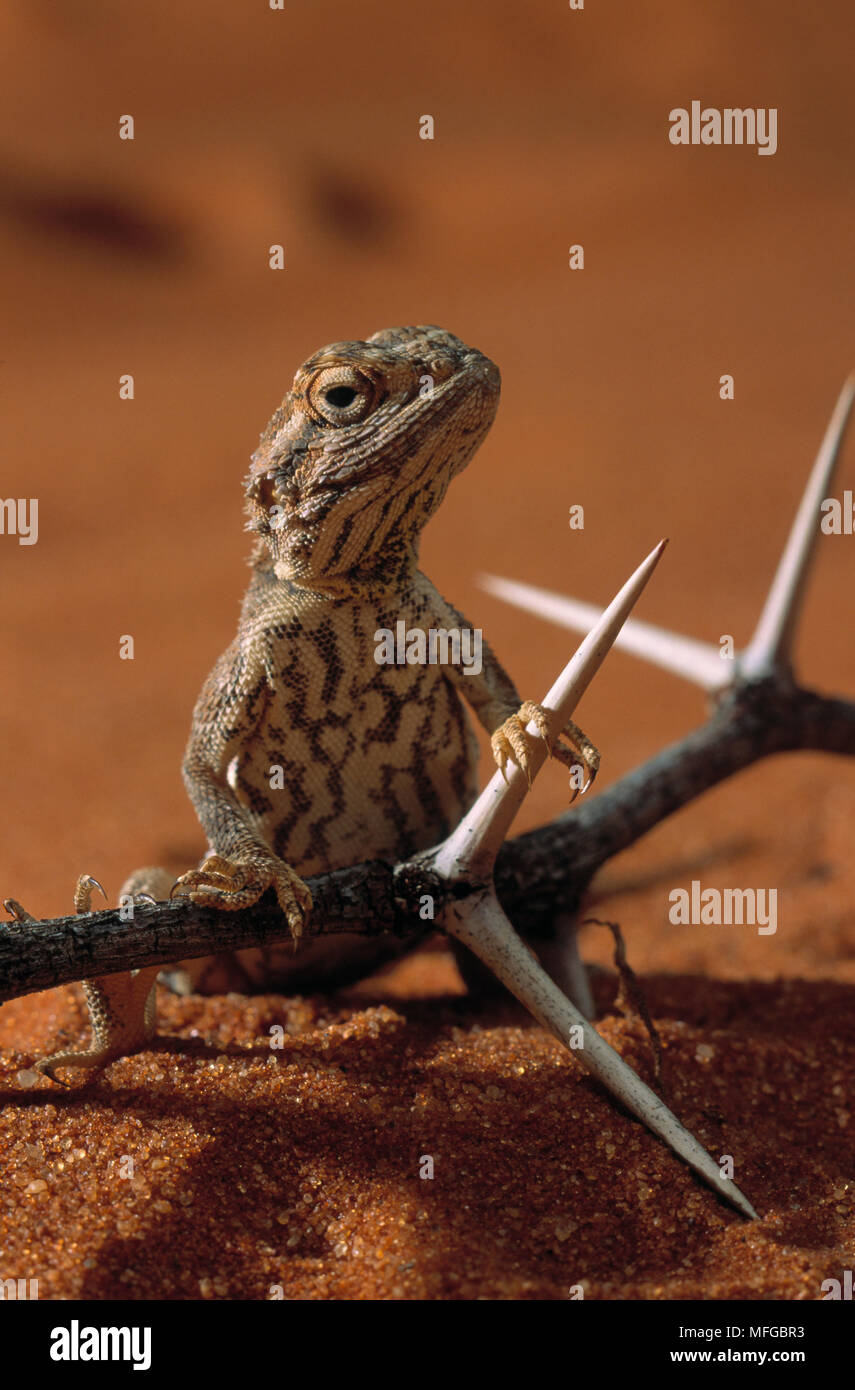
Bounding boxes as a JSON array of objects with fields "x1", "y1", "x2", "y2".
[
  {"x1": 3, "y1": 872, "x2": 105, "y2": 928},
  {"x1": 170, "y1": 854, "x2": 313, "y2": 942},
  {"x1": 14, "y1": 874, "x2": 160, "y2": 1085},
  {"x1": 491, "y1": 700, "x2": 600, "y2": 801}
]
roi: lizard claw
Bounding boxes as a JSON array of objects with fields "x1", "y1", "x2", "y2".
[
  {"x1": 4, "y1": 898, "x2": 36, "y2": 926},
  {"x1": 33, "y1": 1058, "x2": 74, "y2": 1086},
  {"x1": 73, "y1": 874, "x2": 107, "y2": 914},
  {"x1": 491, "y1": 701, "x2": 599, "y2": 800},
  {"x1": 171, "y1": 854, "x2": 313, "y2": 942},
  {"x1": 549, "y1": 715, "x2": 600, "y2": 802}
]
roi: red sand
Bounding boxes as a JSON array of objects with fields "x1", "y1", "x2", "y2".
[
  {"x1": 1, "y1": 0, "x2": 854, "y2": 1299},
  {"x1": 1, "y1": 952, "x2": 854, "y2": 1300}
]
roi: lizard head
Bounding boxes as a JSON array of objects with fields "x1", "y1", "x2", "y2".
[{"x1": 244, "y1": 325, "x2": 500, "y2": 592}]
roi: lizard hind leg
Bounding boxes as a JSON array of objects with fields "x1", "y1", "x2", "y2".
[
  {"x1": 119, "y1": 863, "x2": 201, "y2": 1000},
  {"x1": 31, "y1": 870, "x2": 168, "y2": 1085}
]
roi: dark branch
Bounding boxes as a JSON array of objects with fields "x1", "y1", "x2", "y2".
[
  {"x1": 498, "y1": 677, "x2": 855, "y2": 927},
  {"x1": 2, "y1": 678, "x2": 853, "y2": 1006}
]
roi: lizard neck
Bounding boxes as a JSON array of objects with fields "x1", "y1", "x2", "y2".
[{"x1": 250, "y1": 537, "x2": 420, "y2": 604}]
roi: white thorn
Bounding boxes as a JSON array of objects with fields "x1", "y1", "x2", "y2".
[
  {"x1": 435, "y1": 540, "x2": 667, "y2": 883},
  {"x1": 741, "y1": 376, "x2": 855, "y2": 680},
  {"x1": 480, "y1": 575, "x2": 728, "y2": 693},
  {"x1": 444, "y1": 888, "x2": 758, "y2": 1219}
]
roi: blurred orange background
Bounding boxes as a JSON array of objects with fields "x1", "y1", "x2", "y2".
[{"x1": 1, "y1": 0, "x2": 853, "y2": 987}]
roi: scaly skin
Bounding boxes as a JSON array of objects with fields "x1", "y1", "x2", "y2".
[{"x1": 17, "y1": 326, "x2": 596, "y2": 1079}]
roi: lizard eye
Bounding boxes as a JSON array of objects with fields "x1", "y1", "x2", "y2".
[{"x1": 309, "y1": 368, "x2": 375, "y2": 425}]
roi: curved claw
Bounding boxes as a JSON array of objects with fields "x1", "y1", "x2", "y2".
[
  {"x1": 3, "y1": 898, "x2": 35, "y2": 923},
  {"x1": 547, "y1": 716, "x2": 600, "y2": 800},
  {"x1": 563, "y1": 753, "x2": 594, "y2": 802},
  {"x1": 74, "y1": 875, "x2": 107, "y2": 914},
  {"x1": 33, "y1": 1059, "x2": 73, "y2": 1088}
]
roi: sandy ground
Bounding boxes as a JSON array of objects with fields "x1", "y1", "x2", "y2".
[{"x1": 0, "y1": 0, "x2": 853, "y2": 1298}]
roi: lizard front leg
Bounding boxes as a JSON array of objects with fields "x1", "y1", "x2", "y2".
[
  {"x1": 424, "y1": 583, "x2": 600, "y2": 796},
  {"x1": 421, "y1": 583, "x2": 600, "y2": 1004},
  {"x1": 5, "y1": 874, "x2": 161, "y2": 1084},
  {"x1": 170, "y1": 641, "x2": 313, "y2": 939}
]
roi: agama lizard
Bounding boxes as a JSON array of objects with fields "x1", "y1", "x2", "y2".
[{"x1": 10, "y1": 325, "x2": 598, "y2": 1081}]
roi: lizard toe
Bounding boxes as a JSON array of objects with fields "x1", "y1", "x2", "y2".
[
  {"x1": 491, "y1": 705, "x2": 543, "y2": 784},
  {"x1": 3, "y1": 898, "x2": 35, "y2": 926},
  {"x1": 170, "y1": 855, "x2": 256, "y2": 904},
  {"x1": 170, "y1": 855, "x2": 311, "y2": 940},
  {"x1": 271, "y1": 866, "x2": 313, "y2": 942},
  {"x1": 549, "y1": 718, "x2": 600, "y2": 800},
  {"x1": 73, "y1": 874, "x2": 107, "y2": 914}
]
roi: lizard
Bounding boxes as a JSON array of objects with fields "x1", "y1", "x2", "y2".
[{"x1": 9, "y1": 325, "x2": 599, "y2": 1082}]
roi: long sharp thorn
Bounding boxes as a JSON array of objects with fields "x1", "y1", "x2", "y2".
[
  {"x1": 445, "y1": 888, "x2": 758, "y2": 1219},
  {"x1": 480, "y1": 574, "x2": 728, "y2": 693},
  {"x1": 741, "y1": 375, "x2": 855, "y2": 679},
  {"x1": 435, "y1": 540, "x2": 667, "y2": 882}
]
